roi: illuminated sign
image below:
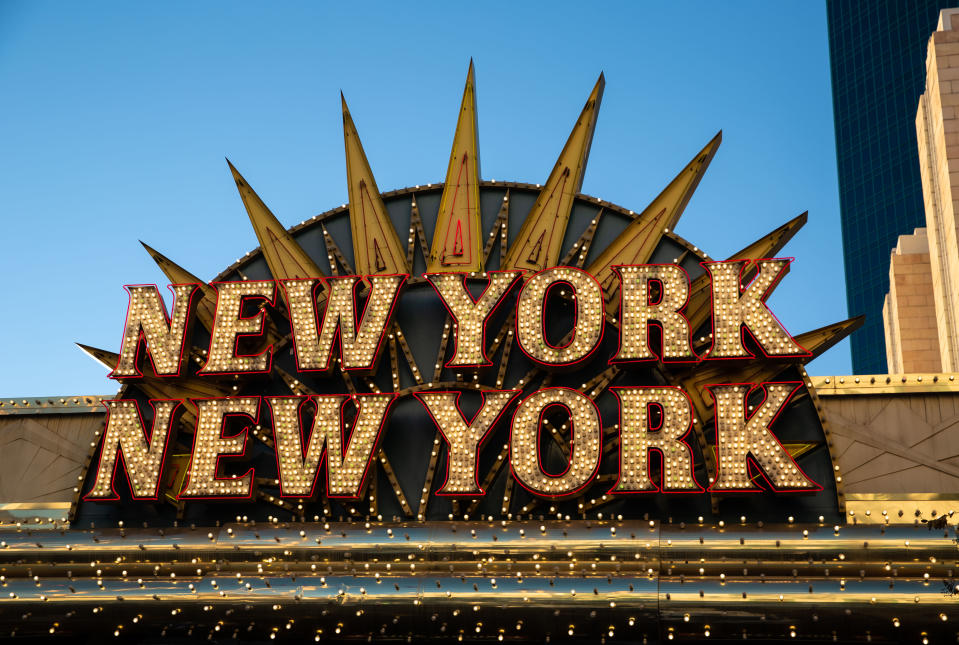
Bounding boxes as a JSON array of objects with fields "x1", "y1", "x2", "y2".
[
  {"x1": 86, "y1": 260, "x2": 819, "y2": 503},
  {"x1": 77, "y1": 63, "x2": 857, "y2": 523}
]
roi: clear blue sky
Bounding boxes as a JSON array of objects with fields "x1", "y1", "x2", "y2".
[{"x1": 0, "y1": 1, "x2": 856, "y2": 397}]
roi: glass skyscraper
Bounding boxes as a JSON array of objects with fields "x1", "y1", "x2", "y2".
[{"x1": 826, "y1": 0, "x2": 955, "y2": 374}]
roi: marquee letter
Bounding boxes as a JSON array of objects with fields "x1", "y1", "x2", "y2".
[
  {"x1": 515, "y1": 267, "x2": 604, "y2": 365},
  {"x1": 284, "y1": 275, "x2": 405, "y2": 372},
  {"x1": 609, "y1": 387, "x2": 700, "y2": 492},
  {"x1": 112, "y1": 284, "x2": 197, "y2": 377},
  {"x1": 180, "y1": 397, "x2": 259, "y2": 498},
  {"x1": 703, "y1": 259, "x2": 808, "y2": 359},
  {"x1": 510, "y1": 388, "x2": 601, "y2": 496},
  {"x1": 266, "y1": 394, "x2": 393, "y2": 498},
  {"x1": 612, "y1": 265, "x2": 696, "y2": 362},
  {"x1": 85, "y1": 399, "x2": 179, "y2": 499},
  {"x1": 707, "y1": 382, "x2": 819, "y2": 491},
  {"x1": 199, "y1": 281, "x2": 276, "y2": 374},
  {"x1": 416, "y1": 390, "x2": 519, "y2": 494},
  {"x1": 426, "y1": 271, "x2": 522, "y2": 366}
]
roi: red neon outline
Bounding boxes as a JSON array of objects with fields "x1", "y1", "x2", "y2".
[
  {"x1": 508, "y1": 386, "x2": 603, "y2": 499},
  {"x1": 425, "y1": 270, "x2": 523, "y2": 369},
  {"x1": 84, "y1": 398, "x2": 181, "y2": 502},
  {"x1": 606, "y1": 386, "x2": 704, "y2": 495},
  {"x1": 413, "y1": 389, "x2": 521, "y2": 496},
  {"x1": 265, "y1": 393, "x2": 396, "y2": 500},
  {"x1": 704, "y1": 381, "x2": 822, "y2": 493},
  {"x1": 608, "y1": 264, "x2": 698, "y2": 365},
  {"x1": 177, "y1": 396, "x2": 261, "y2": 501},
  {"x1": 700, "y1": 259, "x2": 812, "y2": 362},
  {"x1": 198, "y1": 280, "x2": 277, "y2": 376},
  {"x1": 513, "y1": 266, "x2": 606, "y2": 369},
  {"x1": 110, "y1": 283, "x2": 201, "y2": 379},
  {"x1": 280, "y1": 274, "x2": 407, "y2": 374}
]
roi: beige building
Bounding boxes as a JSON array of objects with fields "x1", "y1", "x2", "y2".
[
  {"x1": 884, "y1": 8, "x2": 959, "y2": 372},
  {"x1": 883, "y1": 228, "x2": 941, "y2": 372}
]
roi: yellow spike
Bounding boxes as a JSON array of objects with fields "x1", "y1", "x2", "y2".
[
  {"x1": 793, "y1": 316, "x2": 864, "y2": 360},
  {"x1": 76, "y1": 343, "x2": 119, "y2": 371},
  {"x1": 342, "y1": 94, "x2": 410, "y2": 275},
  {"x1": 588, "y1": 132, "x2": 720, "y2": 314},
  {"x1": 678, "y1": 316, "x2": 864, "y2": 423},
  {"x1": 727, "y1": 211, "x2": 807, "y2": 262},
  {"x1": 226, "y1": 160, "x2": 326, "y2": 283},
  {"x1": 140, "y1": 242, "x2": 218, "y2": 333},
  {"x1": 685, "y1": 212, "x2": 808, "y2": 334},
  {"x1": 502, "y1": 73, "x2": 605, "y2": 272},
  {"x1": 428, "y1": 60, "x2": 483, "y2": 273},
  {"x1": 75, "y1": 343, "x2": 229, "y2": 426}
]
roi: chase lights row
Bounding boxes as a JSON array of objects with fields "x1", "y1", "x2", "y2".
[{"x1": 87, "y1": 261, "x2": 818, "y2": 503}]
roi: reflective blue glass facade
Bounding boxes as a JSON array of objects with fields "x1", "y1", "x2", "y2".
[{"x1": 826, "y1": 0, "x2": 954, "y2": 374}]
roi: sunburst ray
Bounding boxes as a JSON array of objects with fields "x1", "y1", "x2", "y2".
[
  {"x1": 685, "y1": 212, "x2": 808, "y2": 336},
  {"x1": 227, "y1": 161, "x2": 327, "y2": 288},
  {"x1": 502, "y1": 73, "x2": 604, "y2": 272},
  {"x1": 429, "y1": 61, "x2": 483, "y2": 273},
  {"x1": 342, "y1": 94, "x2": 410, "y2": 275},
  {"x1": 140, "y1": 242, "x2": 218, "y2": 333},
  {"x1": 588, "y1": 132, "x2": 721, "y2": 314}
]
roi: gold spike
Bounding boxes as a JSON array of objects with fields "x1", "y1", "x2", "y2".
[
  {"x1": 781, "y1": 442, "x2": 820, "y2": 460},
  {"x1": 560, "y1": 208, "x2": 603, "y2": 268},
  {"x1": 389, "y1": 336, "x2": 401, "y2": 392},
  {"x1": 794, "y1": 316, "x2": 864, "y2": 360},
  {"x1": 407, "y1": 196, "x2": 429, "y2": 270},
  {"x1": 378, "y1": 449, "x2": 414, "y2": 517},
  {"x1": 140, "y1": 242, "x2": 218, "y2": 333},
  {"x1": 429, "y1": 61, "x2": 483, "y2": 273},
  {"x1": 588, "y1": 132, "x2": 721, "y2": 314},
  {"x1": 342, "y1": 95, "x2": 410, "y2": 275},
  {"x1": 76, "y1": 343, "x2": 120, "y2": 371},
  {"x1": 226, "y1": 160, "x2": 327, "y2": 285},
  {"x1": 482, "y1": 190, "x2": 510, "y2": 266},
  {"x1": 502, "y1": 74, "x2": 605, "y2": 272},
  {"x1": 729, "y1": 211, "x2": 807, "y2": 262},
  {"x1": 160, "y1": 453, "x2": 192, "y2": 503},
  {"x1": 686, "y1": 212, "x2": 808, "y2": 335},
  {"x1": 500, "y1": 474, "x2": 514, "y2": 515},
  {"x1": 321, "y1": 225, "x2": 355, "y2": 276},
  {"x1": 392, "y1": 324, "x2": 424, "y2": 385},
  {"x1": 433, "y1": 316, "x2": 453, "y2": 383},
  {"x1": 417, "y1": 429, "x2": 443, "y2": 519}
]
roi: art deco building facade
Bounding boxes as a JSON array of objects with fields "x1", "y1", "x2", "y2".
[
  {"x1": 884, "y1": 8, "x2": 959, "y2": 372},
  {"x1": 827, "y1": 0, "x2": 955, "y2": 373}
]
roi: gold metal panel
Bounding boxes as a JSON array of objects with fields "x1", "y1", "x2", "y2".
[
  {"x1": 0, "y1": 394, "x2": 105, "y2": 416},
  {"x1": 502, "y1": 74, "x2": 604, "y2": 272},
  {"x1": 342, "y1": 95, "x2": 410, "y2": 275},
  {"x1": 588, "y1": 132, "x2": 721, "y2": 314},
  {"x1": 428, "y1": 61, "x2": 483, "y2": 273},
  {"x1": 811, "y1": 373, "x2": 959, "y2": 395}
]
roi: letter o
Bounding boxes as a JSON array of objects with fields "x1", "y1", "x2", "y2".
[
  {"x1": 515, "y1": 267, "x2": 604, "y2": 365},
  {"x1": 510, "y1": 387, "x2": 601, "y2": 496}
]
